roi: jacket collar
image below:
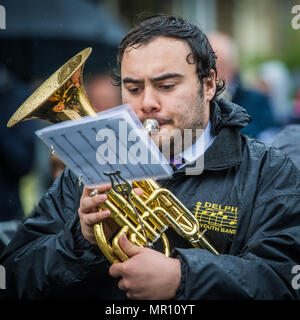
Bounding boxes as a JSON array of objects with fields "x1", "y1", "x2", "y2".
[
  {"x1": 203, "y1": 127, "x2": 242, "y2": 170},
  {"x1": 174, "y1": 127, "x2": 242, "y2": 175},
  {"x1": 173, "y1": 99, "x2": 246, "y2": 175}
]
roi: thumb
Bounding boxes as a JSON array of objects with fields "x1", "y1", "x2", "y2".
[{"x1": 119, "y1": 234, "x2": 143, "y2": 258}]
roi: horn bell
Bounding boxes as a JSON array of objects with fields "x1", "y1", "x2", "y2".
[{"x1": 7, "y1": 47, "x2": 96, "y2": 128}]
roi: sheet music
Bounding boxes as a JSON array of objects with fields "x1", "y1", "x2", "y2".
[{"x1": 36, "y1": 104, "x2": 172, "y2": 187}]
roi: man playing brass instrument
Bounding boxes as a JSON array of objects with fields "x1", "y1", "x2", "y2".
[{"x1": 1, "y1": 14, "x2": 300, "y2": 300}]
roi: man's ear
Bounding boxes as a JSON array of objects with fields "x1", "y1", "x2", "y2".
[{"x1": 203, "y1": 69, "x2": 216, "y2": 102}]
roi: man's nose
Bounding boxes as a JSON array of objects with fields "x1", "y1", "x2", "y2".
[{"x1": 141, "y1": 87, "x2": 161, "y2": 114}]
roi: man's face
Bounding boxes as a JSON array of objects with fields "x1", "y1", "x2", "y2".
[{"x1": 121, "y1": 36, "x2": 216, "y2": 154}]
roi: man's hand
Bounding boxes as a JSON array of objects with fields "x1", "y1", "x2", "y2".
[
  {"x1": 109, "y1": 234, "x2": 182, "y2": 300},
  {"x1": 78, "y1": 184, "x2": 115, "y2": 244},
  {"x1": 78, "y1": 185, "x2": 144, "y2": 244}
]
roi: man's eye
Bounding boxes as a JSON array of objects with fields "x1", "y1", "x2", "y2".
[
  {"x1": 128, "y1": 87, "x2": 141, "y2": 94},
  {"x1": 159, "y1": 84, "x2": 175, "y2": 90}
]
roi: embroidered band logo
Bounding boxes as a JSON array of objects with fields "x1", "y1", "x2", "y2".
[{"x1": 194, "y1": 201, "x2": 238, "y2": 234}]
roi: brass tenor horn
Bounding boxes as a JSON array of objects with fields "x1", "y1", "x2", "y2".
[{"x1": 7, "y1": 48, "x2": 219, "y2": 264}]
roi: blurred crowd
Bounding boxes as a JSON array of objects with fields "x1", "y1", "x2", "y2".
[
  {"x1": 208, "y1": 32, "x2": 300, "y2": 142},
  {"x1": 208, "y1": 31, "x2": 300, "y2": 177}
]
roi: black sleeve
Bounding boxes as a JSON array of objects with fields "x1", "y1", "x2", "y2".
[{"x1": 0, "y1": 168, "x2": 112, "y2": 299}]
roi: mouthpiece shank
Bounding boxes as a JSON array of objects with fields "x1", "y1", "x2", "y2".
[{"x1": 143, "y1": 118, "x2": 159, "y2": 134}]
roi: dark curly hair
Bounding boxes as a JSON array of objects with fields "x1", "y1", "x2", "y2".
[{"x1": 112, "y1": 14, "x2": 225, "y2": 101}]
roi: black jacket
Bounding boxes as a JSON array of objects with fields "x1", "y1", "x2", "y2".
[{"x1": 1, "y1": 99, "x2": 300, "y2": 299}]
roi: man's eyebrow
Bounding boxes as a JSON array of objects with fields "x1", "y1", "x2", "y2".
[
  {"x1": 151, "y1": 73, "x2": 183, "y2": 82},
  {"x1": 122, "y1": 77, "x2": 143, "y2": 84},
  {"x1": 122, "y1": 73, "x2": 183, "y2": 84}
]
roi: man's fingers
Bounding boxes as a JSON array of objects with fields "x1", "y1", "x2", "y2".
[
  {"x1": 81, "y1": 209, "x2": 111, "y2": 226},
  {"x1": 133, "y1": 188, "x2": 143, "y2": 197},
  {"x1": 109, "y1": 262, "x2": 123, "y2": 278},
  {"x1": 82, "y1": 185, "x2": 141, "y2": 199},
  {"x1": 119, "y1": 234, "x2": 143, "y2": 258},
  {"x1": 117, "y1": 279, "x2": 128, "y2": 291},
  {"x1": 80, "y1": 193, "x2": 108, "y2": 213},
  {"x1": 82, "y1": 184, "x2": 112, "y2": 197}
]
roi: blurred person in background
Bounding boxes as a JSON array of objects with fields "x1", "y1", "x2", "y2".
[
  {"x1": 0, "y1": 63, "x2": 36, "y2": 222},
  {"x1": 0, "y1": 64, "x2": 36, "y2": 253},
  {"x1": 86, "y1": 72, "x2": 122, "y2": 113},
  {"x1": 256, "y1": 61, "x2": 294, "y2": 143},
  {"x1": 208, "y1": 32, "x2": 276, "y2": 139},
  {"x1": 257, "y1": 60, "x2": 293, "y2": 126},
  {"x1": 293, "y1": 88, "x2": 300, "y2": 121}
]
